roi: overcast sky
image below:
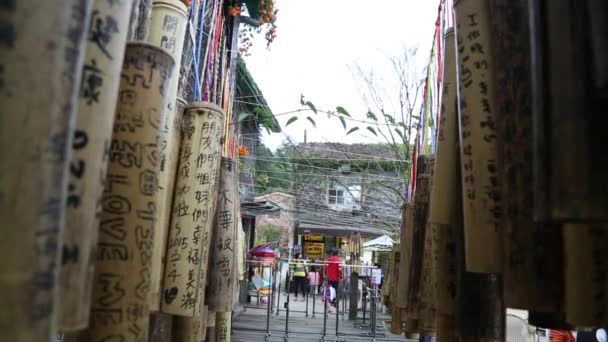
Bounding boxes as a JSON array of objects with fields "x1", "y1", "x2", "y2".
[{"x1": 243, "y1": 0, "x2": 441, "y2": 151}]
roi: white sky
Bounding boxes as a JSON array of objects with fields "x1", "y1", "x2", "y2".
[{"x1": 243, "y1": 0, "x2": 441, "y2": 151}]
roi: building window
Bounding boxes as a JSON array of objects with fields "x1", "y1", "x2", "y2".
[{"x1": 328, "y1": 188, "x2": 345, "y2": 205}]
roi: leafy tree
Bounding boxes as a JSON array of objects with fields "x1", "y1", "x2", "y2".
[
  {"x1": 286, "y1": 47, "x2": 426, "y2": 201},
  {"x1": 255, "y1": 225, "x2": 283, "y2": 246},
  {"x1": 254, "y1": 140, "x2": 293, "y2": 195}
]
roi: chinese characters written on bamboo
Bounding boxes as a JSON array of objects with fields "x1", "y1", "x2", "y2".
[
  {"x1": 455, "y1": 0, "x2": 503, "y2": 273},
  {"x1": 89, "y1": 42, "x2": 174, "y2": 342},
  {"x1": 59, "y1": 0, "x2": 134, "y2": 330},
  {"x1": 162, "y1": 103, "x2": 224, "y2": 316}
]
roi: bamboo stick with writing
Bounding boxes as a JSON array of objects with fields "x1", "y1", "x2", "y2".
[
  {"x1": 86, "y1": 42, "x2": 175, "y2": 342},
  {"x1": 59, "y1": 0, "x2": 135, "y2": 331},
  {"x1": 147, "y1": 0, "x2": 189, "y2": 311},
  {"x1": 0, "y1": 0, "x2": 92, "y2": 339},
  {"x1": 454, "y1": 0, "x2": 504, "y2": 273},
  {"x1": 208, "y1": 158, "x2": 239, "y2": 312},
  {"x1": 161, "y1": 102, "x2": 225, "y2": 316},
  {"x1": 429, "y1": 27, "x2": 460, "y2": 318}
]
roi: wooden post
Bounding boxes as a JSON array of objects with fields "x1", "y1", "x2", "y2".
[
  {"x1": 430, "y1": 27, "x2": 461, "y2": 319},
  {"x1": 147, "y1": 0, "x2": 189, "y2": 311},
  {"x1": 564, "y1": 224, "x2": 608, "y2": 327},
  {"x1": 454, "y1": 0, "x2": 504, "y2": 273},
  {"x1": 59, "y1": 0, "x2": 134, "y2": 331},
  {"x1": 0, "y1": 0, "x2": 93, "y2": 339},
  {"x1": 348, "y1": 271, "x2": 359, "y2": 320},
  {"x1": 161, "y1": 102, "x2": 225, "y2": 316},
  {"x1": 86, "y1": 42, "x2": 175, "y2": 342}
]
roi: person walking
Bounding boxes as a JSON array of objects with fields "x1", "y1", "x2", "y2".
[
  {"x1": 292, "y1": 253, "x2": 307, "y2": 302},
  {"x1": 324, "y1": 248, "x2": 343, "y2": 306},
  {"x1": 307, "y1": 266, "x2": 321, "y2": 295}
]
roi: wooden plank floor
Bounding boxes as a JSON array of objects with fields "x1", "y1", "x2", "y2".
[{"x1": 232, "y1": 296, "x2": 412, "y2": 342}]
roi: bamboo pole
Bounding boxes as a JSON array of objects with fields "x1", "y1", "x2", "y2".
[
  {"x1": 429, "y1": 27, "x2": 458, "y2": 228},
  {"x1": 86, "y1": 42, "x2": 175, "y2": 342},
  {"x1": 454, "y1": 215, "x2": 505, "y2": 341},
  {"x1": 530, "y1": 0, "x2": 608, "y2": 222},
  {"x1": 456, "y1": 273, "x2": 505, "y2": 341},
  {"x1": 564, "y1": 224, "x2": 608, "y2": 327},
  {"x1": 436, "y1": 314, "x2": 457, "y2": 341},
  {"x1": 206, "y1": 311, "x2": 217, "y2": 342},
  {"x1": 418, "y1": 158, "x2": 436, "y2": 335},
  {"x1": 0, "y1": 0, "x2": 93, "y2": 339},
  {"x1": 149, "y1": 312, "x2": 173, "y2": 342},
  {"x1": 389, "y1": 243, "x2": 402, "y2": 334},
  {"x1": 172, "y1": 313, "x2": 205, "y2": 342},
  {"x1": 207, "y1": 158, "x2": 239, "y2": 342},
  {"x1": 171, "y1": 205, "x2": 216, "y2": 342},
  {"x1": 486, "y1": 0, "x2": 565, "y2": 313},
  {"x1": 59, "y1": 0, "x2": 135, "y2": 331},
  {"x1": 215, "y1": 312, "x2": 232, "y2": 342},
  {"x1": 430, "y1": 27, "x2": 461, "y2": 319},
  {"x1": 161, "y1": 102, "x2": 225, "y2": 316},
  {"x1": 454, "y1": 0, "x2": 504, "y2": 273},
  {"x1": 406, "y1": 164, "x2": 430, "y2": 321},
  {"x1": 147, "y1": 0, "x2": 189, "y2": 311},
  {"x1": 208, "y1": 158, "x2": 239, "y2": 313},
  {"x1": 419, "y1": 215, "x2": 436, "y2": 335},
  {"x1": 397, "y1": 205, "x2": 414, "y2": 312}
]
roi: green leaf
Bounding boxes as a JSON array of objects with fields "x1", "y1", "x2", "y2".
[
  {"x1": 366, "y1": 126, "x2": 377, "y2": 136},
  {"x1": 286, "y1": 116, "x2": 299, "y2": 126},
  {"x1": 306, "y1": 116, "x2": 316, "y2": 127},
  {"x1": 238, "y1": 112, "x2": 251, "y2": 123},
  {"x1": 383, "y1": 113, "x2": 396, "y2": 124},
  {"x1": 336, "y1": 106, "x2": 351, "y2": 117},
  {"x1": 411, "y1": 114, "x2": 420, "y2": 120},
  {"x1": 305, "y1": 101, "x2": 317, "y2": 114},
  {"x1": 346, "y1": 127, "x2": 360, "y2": 135},
  {"x1": 366, "y1": 110, "x2": 378, "y2": 121},
  {"x1": 339, "y1": 116, "x2": 347, "y2": 129},
  {"x1": 395, "y1": 128, "x2": 405, "y2": 141}
]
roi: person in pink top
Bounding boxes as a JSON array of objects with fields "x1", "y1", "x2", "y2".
[{"x1": 307, "y1": 266, "x2": 321, "y2": 295}]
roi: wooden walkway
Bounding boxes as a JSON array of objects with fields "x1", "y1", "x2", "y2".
[{"x1": 232, "y1": 297, "x2": 412, "y2": 342}]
